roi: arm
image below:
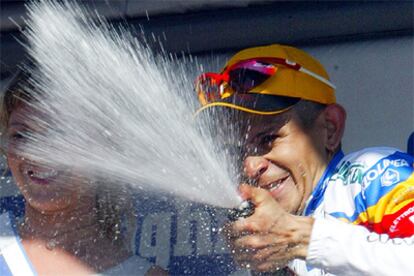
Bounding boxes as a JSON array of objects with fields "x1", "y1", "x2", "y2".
[
  {"x1": 227, "y1": 184, "x2": 414, "y2": 275},
  {"x1": 308, "y1": 160, "x2": 414, "y2": 275},
  {"x1": 306, "y1": 150, "x2": 414, "y2": 275},
  {"x1": 307, "y1": 216, "x2": 414, "y2": 275}
]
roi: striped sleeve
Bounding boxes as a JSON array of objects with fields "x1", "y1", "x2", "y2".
[
  {"x1": 360, "y1": 170, "x2": 414, "y2": 238},
  {"x1": 330, "y1": 150, "x2": 414, "y2": 238}
]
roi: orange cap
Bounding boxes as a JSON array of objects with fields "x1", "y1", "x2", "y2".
[{"x1": 196, "y1": 44, "x2": 336, "y2": 116}]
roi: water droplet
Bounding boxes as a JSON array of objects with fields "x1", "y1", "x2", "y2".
[
  {"x1": 103, "y1": 129, "x2": 112, "y2": 136},
  {"x1": 18, "y1": 0, "x2": 242, "y2": 214}
]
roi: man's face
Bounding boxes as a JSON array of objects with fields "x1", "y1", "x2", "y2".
[{"x1": 240, "y1": 110, "x2": 329, "y2": 214}]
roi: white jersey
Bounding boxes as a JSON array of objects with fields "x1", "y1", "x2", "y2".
[
  {"x1": 0, "y1": 212, "x2": 153, "y2": 276},
  {"x1": 289, "y1": 147, "x2": 414, "y2": 275}
]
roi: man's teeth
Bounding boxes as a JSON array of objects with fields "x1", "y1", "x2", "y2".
[
  {"x1": 28, "y1": 169, "x2": 58, "y2": 179},
  {"x1": 267, "y1": 177, "x2": 288, "y2": 190},
  {"x1": 268, "y1": 181, "x2": 282, "y2": 190}
]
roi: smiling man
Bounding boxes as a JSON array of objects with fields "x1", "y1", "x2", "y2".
[{"x1": 195, "y1": 44, "x2": 414, "y2": 275}]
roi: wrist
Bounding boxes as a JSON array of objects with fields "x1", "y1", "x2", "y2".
[{"x1": 284, "y1": 215, "x2": 315, "y2": 259}]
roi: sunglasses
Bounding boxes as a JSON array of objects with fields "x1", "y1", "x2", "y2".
[{"x1": 195, "y1": 57, "x2": 335, "y2": 106}]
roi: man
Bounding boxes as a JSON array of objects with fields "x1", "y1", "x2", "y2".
[{"x1": 195, "y1": 44, "x2": 414, "y2": 275}]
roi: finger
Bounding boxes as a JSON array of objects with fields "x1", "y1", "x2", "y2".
[
  {"x1": 230, "y1": 214, "x2": 272, "y2": 234},
  {"x1": 255, "y1": 248, "x2": 295, "y2": 272},
  {"x1": 230, "y1": 217, "x2": 253, "y2": 235},
  {"x1": 231, "y1": 210, "x2": 288, "y2": 234},
  {"x1": 233, "y1": 233, "x2": 284, "y2": 250},
  {"x1": 231, "y1": 247, "x2": 258, "y2": 261},
  {"x1": 230, "y1": 244, "x2": 258, "y2": 268},
  {"x1": 252, "y1": 244, "x2": 289, "y2": 261},
  {"x1": 236, "y1": 254, "x2": 288, "y2": 275},
  {"x1": 256, "y1": 259, "x2": 289, "y2": 273},
  {"x1": 222, "y1": 220, "x2": 253, "y2": 239},
  {"x1": 238, "y1": 183, "x2": 253, "y2": 200},
  {"x1": 232, "y1": 244, "x2": 292, "y2": 273},
  {"x1": 239, "y1": 184, "x2": 276, "y2": 207}
]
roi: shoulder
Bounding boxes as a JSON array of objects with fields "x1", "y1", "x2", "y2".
[
  {"x1": 322, "y1": 147, "x2": 413, "y2": 223},
  {"x1": 342, "y1": 147, "x2": 411, "y2": 167},
  {"x1": 330, "y1": 147, "x2": 412, "y2": 189},
  {"x1": 349, "y1": 147, "x2": 412, "y2": 189}
]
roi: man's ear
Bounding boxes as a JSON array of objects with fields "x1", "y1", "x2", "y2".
[{"x1": 322, "y1": 104, "x2": 346, "y2": 153}]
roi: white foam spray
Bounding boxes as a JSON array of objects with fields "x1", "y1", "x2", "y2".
[{"x1": 17, "y1": 1, "x2": 242, "y2": 208}]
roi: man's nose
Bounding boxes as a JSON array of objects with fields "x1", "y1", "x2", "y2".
[{"x1": 244, "y1": 156, "x2": 269, "y2": 179}]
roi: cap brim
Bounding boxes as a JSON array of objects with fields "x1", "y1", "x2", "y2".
[{"x1": 195, "y1": 94, "x2": 300, "y2": 116}]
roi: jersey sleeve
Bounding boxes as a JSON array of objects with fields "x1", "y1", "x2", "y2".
[
  {"x1": 307, "y1": 216, "x2": 414, "y2": 276},
  {"x1": 329, "y1": 150, "x2": 414, "y2": 238},
  {"x1": 305, "y1": 149, "x2": 414, "y2": 275},
  {"x1": 356, "y1": 151, "x2": 413, "y2": 238}
]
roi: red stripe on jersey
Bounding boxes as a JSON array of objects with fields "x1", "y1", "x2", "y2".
[{"x1": 361, "y1": 202, "x2": 414, "y2": 238}]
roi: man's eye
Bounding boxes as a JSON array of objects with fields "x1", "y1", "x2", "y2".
[
  {"x1": 10, "y1": 132, "x2": 26, "y2": 140},
  {"x1": 222, "y1": 144, "x2": 242, "y2": 155}
]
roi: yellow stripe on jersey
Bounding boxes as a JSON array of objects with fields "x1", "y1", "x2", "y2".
[{"x1": 353, "y1": 173, "x2": 414, "y2": 225}]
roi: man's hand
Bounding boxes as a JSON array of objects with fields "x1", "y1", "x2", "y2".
[{"x1": 224, "y1": 184, "x2": 315, "y2": 272}]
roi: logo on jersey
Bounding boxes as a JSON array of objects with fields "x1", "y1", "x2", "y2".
[
  {"x1": 363, "y1": 158, "x2": 408, "y2": 188},
  {"x1": 389, "y1": 206, "x2": 414, "y2": 233},
  {"x1": 331, "y1": 161, "x2": 365, "y2": 186},
  {"x1": 380, "y1": 168, "x2": 400, "y2": 187}
]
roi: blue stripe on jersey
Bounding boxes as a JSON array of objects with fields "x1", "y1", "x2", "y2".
[
  {"x1": 304, "y1": 150, "x2": 344, "y2": 216},
  {"x1": 329, "y1": 211, "x2": 360, "y2": 222},
  {"x1": 362, "y1": 151, "x2": 413, "y2": 207},
  {"x1": 0, "y1": 255, "x2": 13, "y2": 276}
]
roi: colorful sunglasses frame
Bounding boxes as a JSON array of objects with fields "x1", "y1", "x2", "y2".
[{"x1": 196, "y1": 57, "x2": 336, "y2": 105}]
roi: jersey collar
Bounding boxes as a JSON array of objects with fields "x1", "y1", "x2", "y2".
[{"x1": 303, "y1": 150, "x2": 344, "y2": 216}]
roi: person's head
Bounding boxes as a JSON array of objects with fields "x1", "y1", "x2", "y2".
[
  {"x1": 195, "y1": 44, "x2": 346, "y2": 214},
  {"x1": 1, "y1": 69, "x2": 134, "y2": 245},
  {"x1": 0, "y1": 71, "x2": 131, "y2": 229},
  {"x1": 0, "y1": 69, "x2": 91, "y2": 213}
]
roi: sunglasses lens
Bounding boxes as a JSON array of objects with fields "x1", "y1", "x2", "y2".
[
  {"x1": 196, "y1": 75, "x2": 222, "y2": 104},
  {"x1": 228, "y1": 61, "x2": 276, "y2": 93},
  {"x1": 195, "y1": 61, "x2": 277, "y2": 105}
]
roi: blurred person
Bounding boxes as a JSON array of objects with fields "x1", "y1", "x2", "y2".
[
  {"x1": 407, "y1": 132, "x2": 413, "y2": 156},
  {"x1": 195, "y1": 44, "x2": 414, "y2": 275},
  {"x1": 0, "y1": 70, "x2": 167, "y2": 275}
]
